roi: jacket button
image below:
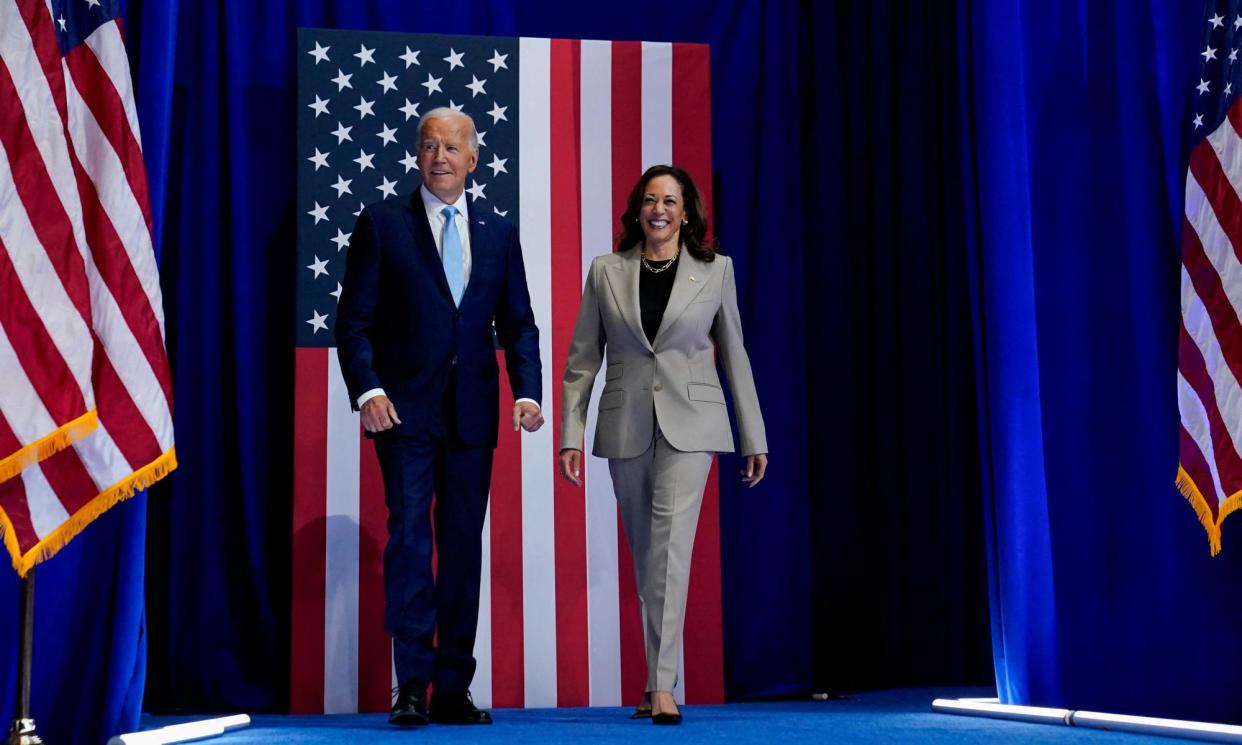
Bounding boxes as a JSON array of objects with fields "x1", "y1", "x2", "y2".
[{"x1": 653, "y1": 383, "x2": 663, "y2": 392}]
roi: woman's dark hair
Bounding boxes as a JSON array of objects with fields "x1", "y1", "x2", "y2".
[{"x1": 616, "y1": 164, "x2": 717, "y2": 261}]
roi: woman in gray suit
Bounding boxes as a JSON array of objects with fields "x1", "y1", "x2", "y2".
[{"x1": 559, "y1": 165, "x2": 768, "y2": 725}]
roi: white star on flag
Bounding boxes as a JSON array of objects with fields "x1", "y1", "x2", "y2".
[
  {"x1": 306, "y1": 310, "x2": 329, "y2": 333},
  {"x1": 444, "y1": 48, "x2": 465, "y2": 70},
  {"x1": 307, "y1": 148, "x2": 330, "y2": 170},
  {"x1": 399, "y1": 46, "x2": 421, "y2": 68},
  {"x1": 354, "y1": 150, "x2": 375, "y2": 171},
  {"x1": 399, "y1": 150, "x2": 419, "y2": 173},
  {"x1": 399, "y1": 98, "x2": 420, "y2": 120},
  {"x1": 354, "y1": 96, "x2": 376, "y2": 119},
  {"x1": 422, "y1": 73, "x2": 443, "y2": 95},
  {"x1": 1198, "y1": 78, "x2": 1212, "y2": 94},
  {"x1": 377, "y1": 71, "x2": 399, "y2": 94},
  {"x1": 1203, "y1": 46, "x2": 1218, "y2": 62},
  {"x1": 377, "y1": 123, "x2": 399, "y2": 146},
  {"x1": 476, "y1": 130, "x2": 487, "y2": 147},
  {"x1": 307, "y1": 255, "x2": 329, "y2": 278},
  {"x1": 488, "y1": 50, "x2": 508, "y2": 71},
  {"x1": 332, "y1": 229, "x2": 352, "y2": 251},
  {"x1": 330, "y1": 283, "x2": 343, "y2": 301},
  {"x1": 331, "y1": 69, "x2": 353, "y2": 91},
  {"x1": 466, "y1": 181, "x2": 486, "y2": 200},
  {"x1": 332, "y1": 121, "x2": 353, "y2": 144},
  {"x1": 1195, "y1": 113, "x2": 1205, "y2": 129},
  {"x1": 487, "y1": 154, "x2": 508, "y2": 176},
  {"x1": 307, "y1": 202, "x2": 329, "y2": 223},
  {"x1": 331, "y1": 175, "x2": 353, "y2": 197},
  {"x1": 488, "y1": 101, "x2": 508, "y2": 123},
  {"x1": 57, "y1": 15, "x2": 66, "y2": 30},
  {"x1": 448, "y1": 100, "x2": 464, "y2": 112},
  {"x1": 308, "y1": 41, "x2": 330, "y2": 64},
  {"x1": 1211, "y1": 13, "x2": 1225, "y2": 28},
  {"x1": 308, "y1": 95, "x2": 330, "y2": 117},
  {"x1": 467, "y1": 76, "x2": 487, "y2": 97},
  {"x1": 493, "y1": 206, "x2": 508, "y2": 217},
  {"x1": 377, "y1": 176, "x2": 399, "y2": 198},
  {"x1": 354, "y1": 43, "x2": 376, "y2": 67}
]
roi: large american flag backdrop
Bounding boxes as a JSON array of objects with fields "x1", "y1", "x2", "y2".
[
  {"x1": 0, "y1": 0, "x2": 174, "y2": 575},
  {"x1": 293, "y1": 28, "x2": 722, "y2": 711}
]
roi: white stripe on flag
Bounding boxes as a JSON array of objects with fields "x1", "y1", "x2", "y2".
[
  {"x1": 1179, "y1": 370, "x2": 1227, "y2": 503},
  {"x1": 518, "y1": 35, "x2": 559, "y2": 708},
  {"x1": 1180, "y1": 268, "x2": 1242, "y2": 456},
  {"x1": 640, "y1": 41, "x2": 673, "y2": 170},
  {"x1": 473, "y1": 501, "x2": 494, "y2": 709},
  {"x1": 1186, "y1": 174, "x2": 1242, "y2": 324},
  {"x1": 20, "y1": 464, "x2": 69, "y2": 539},
  {"x1": 70, "y1": 420, "x2": 130, "y2": 492},
  {"x1": 82, "y1": 23, "x2": 145, "y2": 152},
  {"x1": 580, "y1": 38, "x2": 622, "y2": 708},
  {"x1": 324, "y1": 349, "x2": 360, "y2": 714},
  {"x1": 63, "y1": 67, "x2": 170, "y2": 351}
]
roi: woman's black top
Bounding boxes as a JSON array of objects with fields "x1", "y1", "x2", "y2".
[{"x1": 639, "y1": 254, "x2": 679, "y2": 343}]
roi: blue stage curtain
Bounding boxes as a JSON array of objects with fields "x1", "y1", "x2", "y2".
[{"x1": 968, "y1": 0, "x2": 1242, "y2": 720}]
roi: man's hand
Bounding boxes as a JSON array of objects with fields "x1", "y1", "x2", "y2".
[
  {"x1": 513, "y1": 401, "x2": 544, "y2": 432},
  {"x1": 361, "y1": 395, "x2": 402, "y2": 433},
  {"x1": 741, "y1": 453, "x2": 769, "y2": 488},
  {"x1": 559, "y1": 448, "x2": 583, "y2": 486}
]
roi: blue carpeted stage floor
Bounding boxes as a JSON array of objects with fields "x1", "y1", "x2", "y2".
[{"x1": 141, "y1": 688, "x2": 1210, "y2": 744}]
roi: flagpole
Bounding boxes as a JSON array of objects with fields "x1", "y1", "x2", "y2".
[{"x1": 8, "y1": 570, "x2": 41, "y2": 745}]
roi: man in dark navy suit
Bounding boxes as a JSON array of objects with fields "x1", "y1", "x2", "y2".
[{"x1": 335, "y1": 107, "x2": 543, "y2": 727}]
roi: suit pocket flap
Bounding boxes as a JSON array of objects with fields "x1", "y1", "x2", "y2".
[
  {"x1": 599, "y1": 390, "x2": 625, "y2": 411},
  {"x1": 687, "y1": 383, "x2": 725, "y2": 404},
  {"x1": 605, "y1": 362, "x2": 623, "y2": 381}
]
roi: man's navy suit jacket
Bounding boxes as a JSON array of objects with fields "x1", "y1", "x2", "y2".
[{"x1": 335, "y1": 191, "x2": 542, "y2": 447}]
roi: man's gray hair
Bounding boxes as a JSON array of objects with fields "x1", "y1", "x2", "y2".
[{"x1": 417, "y1": 107, "x2": 479, "y2": 152}]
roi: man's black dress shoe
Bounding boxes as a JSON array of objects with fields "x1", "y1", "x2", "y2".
[
  {"x1": 430, "y1": 690, "x2": 493, "y2": 725},
  {"x1": 389, "y1": 680, "x2": 429, "y2": 726}
]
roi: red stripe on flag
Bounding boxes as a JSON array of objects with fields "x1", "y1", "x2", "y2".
[
  {"x1": 1179, "y1": 322, "x2": 1242, "y2": 497},
  {"x1": 1181, "y1": 423, "x2": 1223, "y2": 513},
  {"x1": 490, "y1": 351, "x2": 525, "y2": 707},
  {"x1": 0, "y1": 471, "x2": 36, "y2": 553},
  {"x1": 0, "y1": 235, "x2": 88, "y2": 425},
  {"x1": 291, "y1": 348, "x2": 328, "y2": 713},
  {"x1": 549, "y1": 37, "x2": 590, "y2": 708},
  {"x1": 92, "y1": 350, "x2": 161, "y2": 468},
  {"x1": 1181, "y1": 216, "x2": 1242, "y2": 389},
  {"x1": 672, "y1": 43, "x2": 724, "y2": 703},
  {"x1": 36, "y1": 443, "x2": 99, "y2": 517},
  {"x1": 0, "y1": 411, "x2": 20, "y2": 461},
  {"x1": 611, "y1": 42, "x2": 643, "y2": 236},
  {"x1": 673, "y1": 44, "x2": 714, "y2": 239},
  {"x1": 611, "y1": 40, "x2": 647, "y2": 706},
  {"x1": 63, "y1": 42, "x2": 155, "y2": 236},
  {"x1": 357, "y1": 430, "x2": 390, "y2": 712}
]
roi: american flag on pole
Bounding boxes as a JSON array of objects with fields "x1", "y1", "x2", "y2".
[
  {"x1": 1177, "y1": 2, "x2": 1242, "y2": 555},
  {"x1": 0, "y1": 0, "x2": 175, "y2": 575},
  {"x1": 292, "y1": 28, "x2": 723, "y2": 711}
]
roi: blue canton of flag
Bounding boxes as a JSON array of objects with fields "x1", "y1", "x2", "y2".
[{"x1": 296, "y1": 28, "x2": 518, "y2": 346}]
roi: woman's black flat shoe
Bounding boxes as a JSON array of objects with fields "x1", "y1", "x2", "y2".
[
  {"x1": 631, "y1": 706, "x2": 652, "y2": 719},
  {"x1": 652, "y1": 711, "x2": 682, "y2": 725}
]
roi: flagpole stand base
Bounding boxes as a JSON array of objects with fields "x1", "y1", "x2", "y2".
[{"x1": 7, "y1": 717, "x2": 42, "y2": 745}]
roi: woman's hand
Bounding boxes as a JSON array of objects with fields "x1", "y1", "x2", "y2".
[
  {"x1": 559, "y1": 448, "x2": 583, "y2": 486},
  {"x1": 741, "y1": 453, "x2": 768, "y2": 488}
]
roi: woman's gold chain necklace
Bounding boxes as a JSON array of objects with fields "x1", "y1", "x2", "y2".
[{"x1": 641, "y1": 246, "x2": 680, "y2": 274}]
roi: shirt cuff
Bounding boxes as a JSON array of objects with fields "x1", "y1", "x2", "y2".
[
  {"x1": 514, "y1": 397, "x2": 540, "y2": 411},
  {"x1": 358, "y1": 388, "x2": 386, "y2": 407}
]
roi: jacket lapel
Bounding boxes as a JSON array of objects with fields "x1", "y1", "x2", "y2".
[
  {"x1": 605, "y1": 248, "x2": 653, "y2": 352},
  {"x1": 405, "y1": 189, "x2": 454, "y2": 303},
  {"x1": 653, "y1": 251, "x2": 712, "y2": 347}
]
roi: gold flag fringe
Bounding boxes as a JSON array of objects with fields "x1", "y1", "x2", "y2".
[
  {"x1": 0, "y1": 447, "x2": 176, "y2": 577},
  {"x1": 1175, "y1": 465, "x2": 1242, "y2": 557},
  {"x1": 0, "y1": 410, "x2": 99, "y2": 485}
]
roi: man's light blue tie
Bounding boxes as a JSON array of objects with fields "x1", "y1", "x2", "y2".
[{"x1": 441, "y1": 205, "x2": 464, "y2": 306}]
